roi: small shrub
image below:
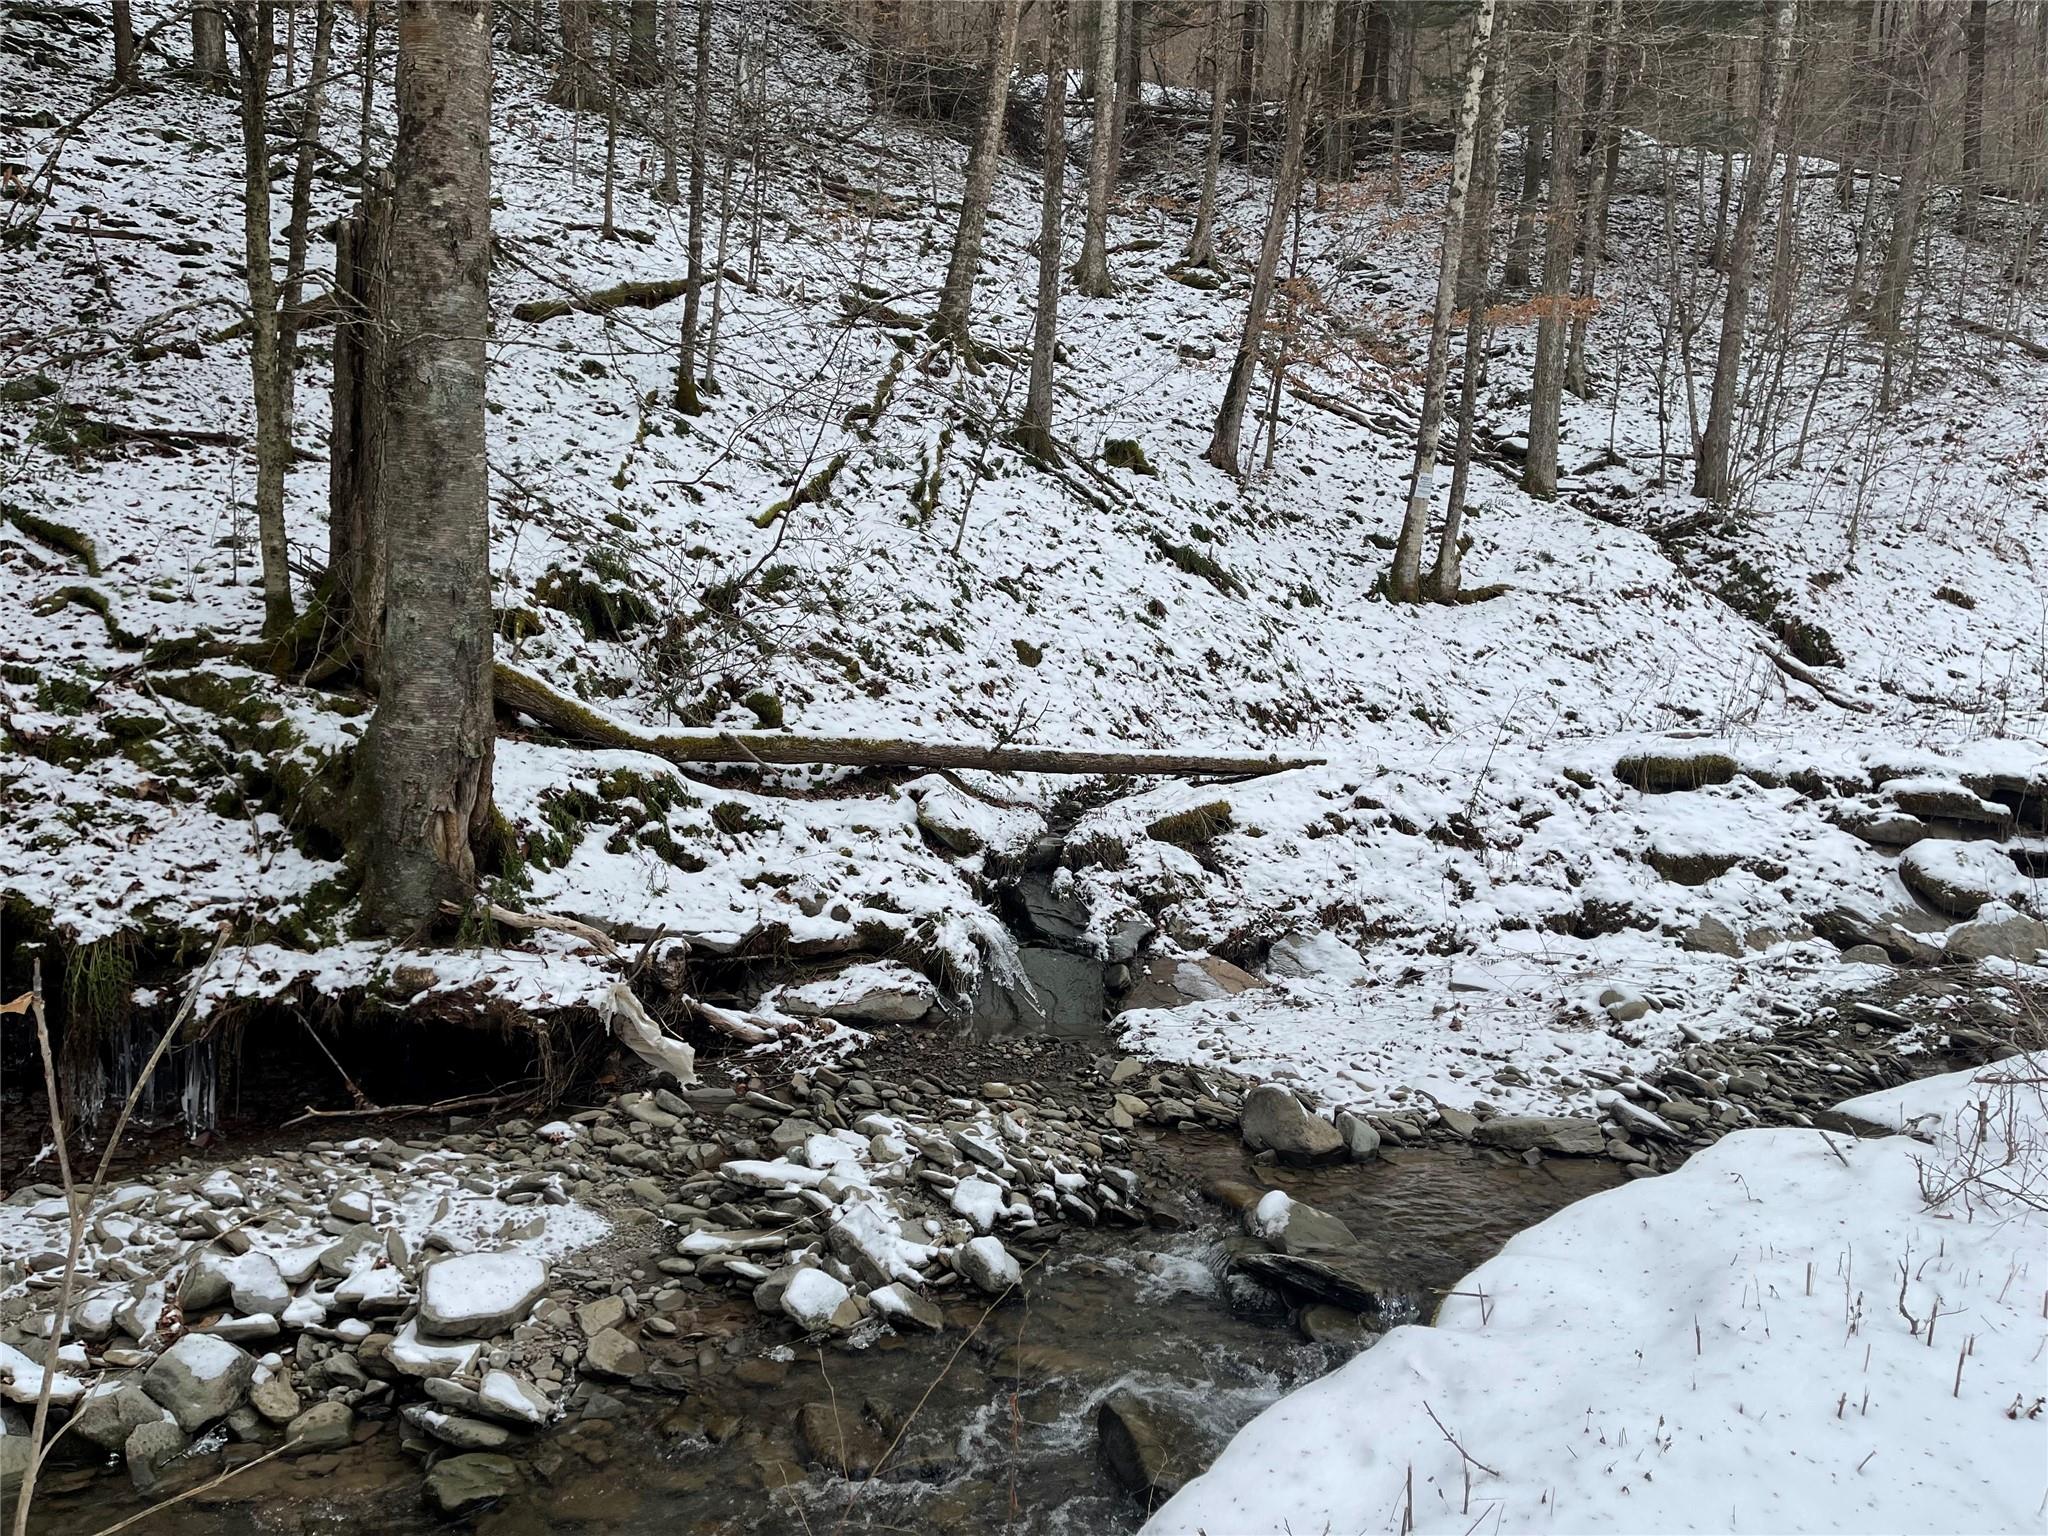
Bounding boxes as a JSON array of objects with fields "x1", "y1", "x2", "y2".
[
  {"x1": 1012, "y1": 638, "x2": 1043, "y2": 667},
  {"x1": 1147, "y1": 800, "x2": 1234, "y2": 847},
  {"x1": 1933, "y1": 584, "x2": 1977, "y2": 610},
  {"x1": 1103, "y1": 438, "x2": 1156, "y2": 475}
]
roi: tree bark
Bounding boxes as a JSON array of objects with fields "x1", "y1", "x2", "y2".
[
  {"x1": 1693, "y1": 0, "x2": 1795, "y2": 504},
  {"x1": 1874, "y1": 2, "x2": 1940, "y2": 342},
  {"x1": 1520, "y1": 0, "x2": 1591, "y2": 500},
  {"x1": 363, "y1": 0, "x2": 497, "y2": 937},
  {"x1": 1020, "y1": 0, "x2": 1069, "y2": 457},
  {"x1": 1502, "y1": 113, "x2": 1543, "y2": 288},
  {"x1": 1432, "y1": 18, "x2": 1511, "y2": 603},
  {"x1": 228, "y1": 1, "x2": 297, "y2": 640},
  {"x1": 627, "y1": 0, "x2": 659, "y2": 83},
  {"x1": 327, "y1": 176, "x2": 394, "y2": 686},
  {"x1": 1387, "y1": 0, "x2": 1498, "y2": 601},
  {"x1": 673, "y1": 0, "x2": 712, "y2": 412},
  {"x1": 932, "y1": 0, "x2": 1025, "y2": 348},
  {"x1": 1956, "y1": 0, "x2": 1986, "y2": 236},
  {"x1": 1566, "y1": 0, "x2": 1626, "y2": 401},
  {"x1": 1183, "y1": 0, "x2": 1228, "y2": 267},
  {"x1": 112, "y1": 0, "x2": 136, "y2": 84},
  {"x1": 553, "y1": 0, "x2": 598, "y2": 110},
  {"x1": 657, "y1": 0, "x2": 680, "y2": 200},
  {"x1": 193, "y1": 0, "x2": 230, "y2": 82},
  {"x1": 1233, "y1": 0, "x2": 1261, "y2": 163},
  {"x1": 1073, "y1": 0, "x2": 1119, "y2": 295},
  {"x1": 496, "y1": 663, "x2": 1322, "y2": 777},
  {"x1": 1205, "y1": 0, "x2": 1332, "y2": 475}
]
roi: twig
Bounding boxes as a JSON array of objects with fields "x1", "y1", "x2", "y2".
[
  {"x1": 1424, "y1": 1399, "x2": 1502, "y2": 1479},
  {"x1": 89, "y1": 1436, "x2": 304, "y2": 1535},
  {"x1": 281, "y1": 1088, "x2": 532, "y2": 1128}
]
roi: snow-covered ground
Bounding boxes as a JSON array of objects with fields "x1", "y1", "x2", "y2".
[{"x1": 1145, "y1": 1057, "x2": 2048, "y2": 1535}]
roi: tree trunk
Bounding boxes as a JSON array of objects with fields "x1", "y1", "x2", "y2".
[
  {"x1": 553, "y1": 0, "x2": 598, "y2": 110},
  {"x1": 673, "y1": 0, "x2": 712, "y2": 412},
  {"x1": 1956, "y1": 0, "x2": 1986, "y2": 236},
  {"x1": 1386, "y1": 0, "x2": 1497, "y2": 602},
  {"x1": 112, "y1": 0, "x2": 136, "y2": 84},
  {"x1": 1205, "y1": 0, "x2": 1332, "y2": 474},
  {"x1": 1874, "y1": 3, "x2": 1940, "y2": 343},
  {"x1": 327, "y1": 176, "x2": 394, "y2": 686},
  {"x1": 1020, "y1": 0, "x2": 1069, "y2": 457},
  {"x1": 1520, "y1": 0, "x2": 1592, "y2": 500},
  {"x1": 362, "y1": 0, "x2": 497, "y2": 937},
  {"x1": 1502, "y1": 114, "x2": 1543, "y2": 288},
  {"x1": 1693, "y1": 0, "x2": 1795, "y2": 504},
  {"x1": 627, "y1": 0, "x2": 659, "y2": 83},
  {"x1": 1432, "y1": 17, "x2": 1511, "y2": 602},
  {"x1": 1566, "y1": 0, "x2": 1625, "y2": 401},
  {"x1": 1183, "y1": 0, "x2": 1228, "y2": 267},
  {"x1": 193, "y1": 0, "x2": 230, "y2": 81},
  {"x1": 1073, "y1": 0, "x2": 1119, "y2": 295},
  {"x1": 601, "y1": 19, "x2": 619, "y2": 239},
  {"x1": 657, "y1": 0, "x2": 680, "y2": 200},
  {"x1": 228, "y1": 1, "x2": 297, "y2": 640},
  {"x1": 932, "y1": 0, "x2": 1025, "y2": 348},
  {"x1": 1232, "y1": 0, "x2": 1261, "y2": 163}
]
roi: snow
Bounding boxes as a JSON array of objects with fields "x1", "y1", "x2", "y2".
[
  {"x1": 950, "y1": 1176, "x2": 1004, "y2": 1234},
  {"x1": 0, "y1": 1339, "x2": 84, "y2": 1407},
  {"x1": 417, "y1": 1252, "x2": 547, "y2": 1333},
  {"x1": 780, "y1": 1267, "x2": 852, "y2": 1331},
  {"x1": 1146, "y1": 1060, "x2": 2048, "y2": 1536},
  {"x1": 719, "y1": 1158, "x2": 830, "y2": 1191},
  {"x1": 387, "y1": 1321, "x2": 482, "y2": 1380}
]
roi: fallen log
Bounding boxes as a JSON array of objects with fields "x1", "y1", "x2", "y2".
[
  {"x1": 1954, "y1": 315, "x2": 2048, "y2": 363},
  {"x1": 511, "y1": 275, "x2": 696, "y2": 323},
  {"x1": 495, "y1": 662, "x2": 1322, "y2": 777},
  {"x1": 1766, "y1": 646, "x2": 1874, "y2": 713}
]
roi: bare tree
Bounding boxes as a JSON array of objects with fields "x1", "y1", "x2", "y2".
[
  {"x1": 1693, "y1": 0, "x2": 1795, "y2": 504},
  {"x1": 1502, "y1": 112, "x2": 1544, "y2": 288},
  {"x1": 1206, "y1": 0, "x2": 1333, "y2": 473},
  {"x1": 193, "y1": 0, "x2": 230, "y2": 82},
  {"x1": 1183, "y1": 0, "x2": 1228, "y2": 268},
  {"x1": 1073, "y1": 0, "x2": 1119, "y2": 296},
  {"x1": 363, "y1": 0, "x2": 497, "y2": 935},
  {"x1": 1956, "y1": 0, "x2": 1987, "y2": 237},
  {"x1": 658, "y1": 0, "x2": 680, "y2": 200},
  {"x1": 674, "y1": 0, "x2": 712, "y2": 412},
  {"x1": 112, "y1": 0, "x2": 135, "y2": 84},
  {"x1": 627, "y1": 0, "x2": 659, "y2": 83},
  {"x1": 1020, "y1": 0, "x2": 1070, "y2": 457},
  {"x1": 1521, "y1": 0, "x2": 1592, "y2": 499},
  {"x1": 932, "y1": 0, "x2": 1025, "y2": 349},
  {"x1": 553, "y1": 0, "x2": 600, "y2": 110},
  {"x1": 1388, "y1": 0, "x2": 1499, "y2": 601},
  {"x1": 1566, "y1": 0, "x2": 1626, "y2": 401}
]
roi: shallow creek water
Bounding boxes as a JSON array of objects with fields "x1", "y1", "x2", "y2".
[{"x1": 29, "y1": 1133, "x2": 1622, "y2": 1536}]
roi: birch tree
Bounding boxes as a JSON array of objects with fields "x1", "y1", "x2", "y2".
[
  {"x1": 363, "y1": 0, "x2": 497, "y2": 935},
  {"x1": 1387, "y1": 0, "x2": 1500, "y2": 601}
]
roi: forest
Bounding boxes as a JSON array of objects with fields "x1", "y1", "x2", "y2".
[{"x1": 0, "y1": 0, "x2": 2044, "y2": 1531}]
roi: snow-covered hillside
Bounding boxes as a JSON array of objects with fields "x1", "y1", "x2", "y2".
[{"x1": 1, "y1": 1, "x2": 2044, "y2": 1121}]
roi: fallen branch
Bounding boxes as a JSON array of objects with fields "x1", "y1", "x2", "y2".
[
  {"x1": 495, "y1": 662, "x2": 1322, "y2": 778},
  {"x1": 511, "y1": 274, "x2": 696, "y2": 324},
  {"x1": 1954, "y1": 316, "x2": 2048, "y2": 363},
  {"x1": 439, "y1": 898, "x2": 623, "y2": 959},
  {"x1": 1766, "y1": 646, "x2": 1875, "y2": 713},
  {"x1": 280, "y1": 1089, "x2": 531, "y2": 1128}
]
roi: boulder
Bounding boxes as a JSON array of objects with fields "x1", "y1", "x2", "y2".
[
  {"x1": 1267, "y1": 930, "x2": 1367, "y2": 980},
  {"x1": 1335, "y1": 1111, "x2": 1381, "y2": 1161},
  {"x1": 1946, "y1": 904, "x2": 2048, "y2": 964},
  {"x1": 954, "y1": 1236, "x2": 1023, "y2": 1294},
  {"x1": 582, "y1": 1326, "x2": 646, "y2": 1379},
  {"x1": 423, "y1": 1453, "x2": 521, "y2": 1517},
  {"x1": 417, "y1": 1252, "x2": 548, "y2": 1339},
  {"x1": 867, "y1": 1282, "x2": 944, "y2": 1333},
  {"x1": 1614, "y1": 748, "x2": 1737, "y2": 793},
  {"x1": 1016, "y1": 874, "x2": 1091, "y2": 947},
  {"x1": 1119, "y1": 955, "x2": 1264, "y2": 1013},
  {"x1": 1097, "y1": 1390, "x2": 1223, "y2": 1500},
  {"x1": 1680, "y1": 916, "x2": 1741, "y2": 957},
  {"x1": 779, "y1": 961, "x2": 938, "y2": 1025},
  {"x1": 1239, "y1": 1084, "x2": 1343, "y2": 1163},
  {"x1": 973, "y1": 946, "x2": 1105, "y2": 1036},
  {"x1": 123, "y1": 1418, "x2": 187, "y2": 1494},
  {"x1": 1473, "y1": 1115, "x2": 1606, "y2": 1156},
  {"x1": 1243, "y1": 1190, "x2": 1358, "y2": 1256},
  {"x1": 1233, "y1": 1249, "x2": 1392, "y2": 1311},
  {"x1": 795, "y1": 1400, "x2": 891, "y2": 1478},
  {"x1": 780, "y1": 1268, "x2": 857, "y2": 1332},
  {"x1": 70, "y1": 1382, "x2": 171, "y2": 1452},
  {"x1": 1812, "y1": 903, "x2": 1945, "y2": 966},
  {"x1": 141, "y1": 1333, "x2": 254, "y2": 1433},
  {"x1": 1899, "y1": 840, "x2": 2030, "y2": 920},
  {"x1": 286, "y1": 1401, "x2": 354, "y2": 1452}
]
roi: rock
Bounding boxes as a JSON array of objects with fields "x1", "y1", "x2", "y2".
[
  {"x1": 1680, "y1": 916, "x2": 1742, "y2": 957},
  {"x1": 423, "y1": 1453, "x2": 521, "y2": 1517},
  {"x1": 1244, "y1": 1190, "x2": 1358, "y2": 1256},
  {"x1": 141, "y1": 1333, "x2": 255, "y2": 1433},
  {"x1": 404, "y1": 1404, "x2": 514, "y2": 1451},
  {"x1": 780, "y1": 961, "x2": 938, "y2": 1024},
  {"x1": 1234, "y1": 1249, "x2": 1391, "y2": 1311},
  {"x1": 795, "y1": 1401, "x2": 891, "y2": 1478},
  {"x1": 1813, "y1": 902, "x2": 1945, "y2": 966},
  {"x1": 286, "y1": 1401, "x2": 354, "y2": 1452},
  {"x1": 1016, "y1": 873, "x2": 1092, "y2": 946},
  {"x1": 1946, "y1": 903, "x2": 2048, "y2": 963},
  {"x1": 1266, "y1": 930, "x2": 1367, "y2": 980},
  {"x1": 1473, "y1": 1115, "x2": 1605, "y2": 1156},
  {"x1": 1435, "y1": 1105, "x2": 1480, "y2": 1138},
  {"x1": 70, "y1": 1382, "x2": 171, "y2": 1452},
  {"x1": 1104, "y1": 918, "x2": 1156, "y2": 964},
  {"x1": 1335, "y1": 1111, "x2": 1381, "y2": 1160},
  {"x1": 387, "y1": 1320, "x2": 482, "y2": 1380},
  {"x1": 868, "y1": 1282, "x2": 944, "y2": 1333},
  {"x1": 1097, "y1": 1390, "x2": 1222, "y2": 1500},
  {"x1": 1841, "y1": 943, "x2": 1891, "y2": 965},
  {"x1": 575, "y1": 1295, "x2": 629, "y2": 1337},
  {"x1": 954, "y1": 1236, "x2": 1022, "y2": 1294},
  {"x1": 247, "y1": 1371, "x2": 301, "y2": 1425},
  {"x1": 583, "y1": 1326, "x2": 646, "y2": 1379},
  {"x1": 1296, "y1": 1304, "x2": 1374, "y2": 1348},
  {"x1": 974, "y1": 946, "x2": 1106, "y2": 1035},
  {"x1": 417, "y1": 1252, "x2": 548, "y2": 1338},
  {"x1": 175, "y1": 1250, "x2": 235, "y2": 1312},
  {"x1": 123, "y1": 1418, "x2": 187, "y2": 1493},
  {"x1": 1900, "y1": 840, "x2": 2030, "y2": 919},
  {"x1": 1614, "y1": 748, "x2": 1737, "y2": 793},
  {"x1": 780, "y1": 1268, "x2": 857, "y2": 1332},
  {"x1": 1119, "y1": 955, "x2": 1265, "y2": 1013},
  {"x1": 477, "y1": 1371, "x2": 552, "y2": 1426},
  {"x1": 1239, "y1": 1084, "x2": 1343, "y2": 1163}
]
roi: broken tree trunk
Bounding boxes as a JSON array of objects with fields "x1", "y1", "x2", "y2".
[
  {"x1": 495, "y1": 663, "x2": 1322, "y2": 777},
  {"x1": 511, "y1": 275, "x2": 697, "y2": 323}
]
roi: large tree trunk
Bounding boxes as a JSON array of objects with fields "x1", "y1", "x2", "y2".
[
  {"x1": 1232, "y1": 0, "x2": 1261, "y2": 163},
  {"x1": 932, "y1": 0, "x2": 1025, "y2": 348},
  {"x1": 1386, "y1": 0, "x2": 1498, "y2": 602},
  {"x1": 657, "y1": 0, "x2": 680, "y2": 200},
  {"x1": 229, "y1": 1, "x2": 296, "y2": 640},
  {"x1": 327, "y1": 176, "x2": 394, "y2": 686},
  {"x1": 193, "y1": 0, "x2": 230, "y2": 82},
  {"x1": 1956, "y1": 0, "x2": 1986, "y2": 236},
  {"x1": 1020, "y1": 0, "x2": 1069, "y2": 457},
  {"x1": 553, "y1": 0, "x2": 599, "y2": 110},
  {"x1": 627, "y1": 0, "x2": 659, "y2": 83},
  {"x1": 1520, "y1": 0, "x2": 1592, "y2": 500},
  {"x1": 1502, "y1": 112, "x2": 1543, "y2": 288},
  {"x1": 1073, "y1": 0, "x2": 1119, "y2": 296},
  {"x1": 1873, "y1": 5, "x2": 1941, "y2": 343},
  {"x1": 1183, "y1": 0, "x2": 1228, "y2": 267},
  {"x1": 363, "y1": 0, "x2": 497, "y2": 937},
  {"x1": 112, "y1": 0, "x2": 135, "y2": 84},
  {"x1": 1566, "y1": 0, "x2": 1626, "y2": 401},
  {"x1": 673, "y1": 0, "x2": 712, "y2": 412},
  {"x1": 1205, "y1": 0, "x2": 1332, "y2": 474},
  {"x1": 1693, "y1": 0, "x2": 1795, "y2": 504},
  {"x1": 1433, "y1": 16, "x2": 1511, "y2": 602}
]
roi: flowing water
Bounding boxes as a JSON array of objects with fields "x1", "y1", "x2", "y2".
[{"x1": 28, "y1": 1134, "x2": 1622, "y2": 1536}]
